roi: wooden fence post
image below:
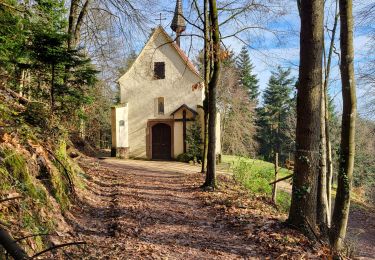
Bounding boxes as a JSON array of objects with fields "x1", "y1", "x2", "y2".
[{"x1": 272, "y1": 152, "x2": 279, "y2": 204}]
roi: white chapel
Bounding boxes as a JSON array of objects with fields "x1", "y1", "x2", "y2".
[{"x1": 111, "y1": 0, "x2": 221, "y2": 160}]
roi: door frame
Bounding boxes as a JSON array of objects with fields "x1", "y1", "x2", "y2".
[{"x1": 146, "y1": 119, "x2": 174, "y2": 160}]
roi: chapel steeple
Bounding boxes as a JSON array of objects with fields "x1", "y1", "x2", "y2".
[{"x1": 171, "y1": 0, "x2": 186, "y2": 47}]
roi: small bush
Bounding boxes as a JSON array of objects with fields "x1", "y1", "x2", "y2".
[
  {"x1": 186, "y1": 121, "x2": 203, "y2": 163},
  {"x1": 176, "y1": 153, "x2": 192, "y2": 163}
]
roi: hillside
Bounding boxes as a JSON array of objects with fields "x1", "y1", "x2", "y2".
[{"x1": 0, "y1": 85, "x2": 86, "y2": 258}]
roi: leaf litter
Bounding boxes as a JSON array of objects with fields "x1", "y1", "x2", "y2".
[{"x1": 61, "y1": 158, "x2": 328, "y2": 259}]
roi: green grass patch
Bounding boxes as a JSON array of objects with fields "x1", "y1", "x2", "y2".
[
  {"x1": 277, "y1": 190, "x2": 292, "y2": 213},
  {"x1": 223, "y1": 155, "x2": 292, "y2": 212},
  {"x1": 222, "y1": 155, "x2": 291, "y2": 178}
]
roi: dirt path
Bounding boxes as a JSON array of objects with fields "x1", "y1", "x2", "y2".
[
  {"x1": 62, "y1": 158, "x2": 319, "y2": 259},
  {"x1": 65, "y1": 159, "x2": 255, "y2": 259},
  {"x1": 347, "y1": 206, "x2": 375, "y2": 259}
]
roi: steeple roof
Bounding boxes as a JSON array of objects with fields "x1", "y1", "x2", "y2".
[{"x1": 171, "y1": 0, "x2": 186, "y2": 33}]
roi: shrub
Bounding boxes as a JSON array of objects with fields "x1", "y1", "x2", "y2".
[
  {"x1": 186, "y1": 120, "x2": 203, "y2": 163},
  {"x1": 233, "y1": 159, "x2": 273, "y2": 195},
  {"x1": 22, "y1": 101, "x2": 50, "y2": 130},
  {"x1": 232, "y1": 157, "x2": 292, "y2": 212},
  {"x1": 176, "y1": 153, "x2": 192, "y2": 163}
]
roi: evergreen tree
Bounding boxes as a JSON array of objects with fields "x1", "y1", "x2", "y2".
[
  {"x1": 0, "y1": 0, "x2": 97, "y2": 129},
  {"x1": 256, "y1": 66, "x2": 295, "y2": 161},
  {"x1": 236, "y1": 46, "x2": 259, "y2": 102}
]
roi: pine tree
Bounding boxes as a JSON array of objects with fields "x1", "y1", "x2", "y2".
[
  {"x1": 236, "y1": 46, "x2": 259, "y2": 102},
  {"x1": 256, "y1": 66, "x2": 295, "y2": 162}
]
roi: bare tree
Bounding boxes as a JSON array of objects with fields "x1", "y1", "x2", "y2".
[
  {"x1": 317, "y1": 0, "x2": 339, "y2": 233},
  {"x1": 330, "y1": 0, "x2": 357, "y2": 251},
  {"x1": 217, "y1": 60, "x2": 257, "y2": 156},
  {"x1": 202, "y1": 0, "x2": 220, "y2": 190},
  {"x1": 201, "y1": 0, "x2": 211, "y2": 173},
  {"x1": 357, "y1": 2, "x2": 375, "y2": 118}
]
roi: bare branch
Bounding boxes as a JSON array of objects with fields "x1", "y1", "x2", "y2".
[{"x1": 31, "y1": 241, "x2": 87, "y2": 259}]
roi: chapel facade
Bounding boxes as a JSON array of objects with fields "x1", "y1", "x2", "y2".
[{"x1": 111, "y1": 0, "x2": 221, "y2": 160}]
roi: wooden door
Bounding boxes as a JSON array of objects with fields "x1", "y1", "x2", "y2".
[{"x1": 152, "y1": 123, "x2": 171, "y2": 160}]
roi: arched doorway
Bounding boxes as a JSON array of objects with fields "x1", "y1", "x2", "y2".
[{"x1": 152, "y1": 123, "x2": 171, "y2": 160}]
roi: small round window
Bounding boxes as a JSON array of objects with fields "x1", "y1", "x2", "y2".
[{"x1": 119, "y1": 120, "x2": 125, "y2": 126}]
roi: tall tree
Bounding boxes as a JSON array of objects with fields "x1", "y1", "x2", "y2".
[
  {"x1": 68, "y1": 0, "x2": 91, "y2": 50},
  {"x1": 236, "y1": 46, "x2": 259, "y2": 103},
  {"x1": 201, "y1": 0, "x2": 210, "y2": 174},
  {"x1": 218, "y1": 51, "x2": 257, "y2": 157},
  {"x1": 330, "y1": 0, "x2": 357, "y2": 250},
  {"x1": 318, "y1": 0, "x2": 339, "y2": 231},
  {"x1": 288, "y1": 0, "x2": 324, "y2": 233},
  {"x1": 202, "y1": 0, "x2": 220, "y2": 190},
  {"x1": 256, "y1": 67, "x2": 295, "y2": 162}
]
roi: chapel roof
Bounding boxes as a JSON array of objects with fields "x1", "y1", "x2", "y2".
[
  {"x1": 157, "y1": 26, "x2": 200, "y2": 78},
  {"x1": 170, "y1": 104, "x2": 198, "y2": 117}
]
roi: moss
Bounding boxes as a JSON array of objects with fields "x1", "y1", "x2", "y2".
[
  {"x1": 49, "y1": 166, "x2": 70, "y2": 210},
  {"x1": 1, "y1": 148, "x2": 47, "y2": 204},
  {"x1": 21, "y1": 206, "x2": 50, "y2": 252},
  {"x1": 51, "y1": 139, "x2": 86, "y2": 209},
  {"x1": 0, "y1": 166, "x2": 12, "y2": 191}
]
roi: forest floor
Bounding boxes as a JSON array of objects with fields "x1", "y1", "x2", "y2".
[{"x1": 62, "y1": 157, "x2": 326, "y2": 259}]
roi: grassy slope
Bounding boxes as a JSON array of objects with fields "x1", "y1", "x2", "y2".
[
  {"x1": 222, "y1": 155, "x2": 291, "y2": 178},
  {"x1": 221, "y1": 155, "x2": 292, "y2": 212},
  {"x1": 221, "y1": 155, "x2": 374, "y2": 214}
]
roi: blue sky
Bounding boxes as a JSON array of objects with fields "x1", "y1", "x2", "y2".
[{"x1": 124, "y1": 0, "x2": 374, "y2": 117}]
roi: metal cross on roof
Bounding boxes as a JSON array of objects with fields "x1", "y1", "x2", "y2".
[{"x1": 155, "y1": 13, "x2": 166, "y2": 26}]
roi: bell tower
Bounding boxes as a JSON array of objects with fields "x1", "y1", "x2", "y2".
[{"x1": 171, "y1": 0, "x2": 186, "y2": 47}]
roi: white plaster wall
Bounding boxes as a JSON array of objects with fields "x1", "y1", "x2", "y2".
[
  {"x1": 111, "y1": 105, "x2": 129, "y2": 148},
  {"x1": 174, "y1": 122, "x2": 183, "y2": 157},
  {"x1": 118, "y1": 28, "x2": 204, "y2": 158}
]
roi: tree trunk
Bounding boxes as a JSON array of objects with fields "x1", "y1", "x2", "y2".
[
  {"x1": 51, "y1": 64, "x2": 55, "y2": 112},
  {"x1": 201, "y1": 0, "x2": 210, "y2": 174},
  {"x1": 68, "y1": 0, "x2": 79, "y2": 50},
  {"x1": 73, "y1": 0, "x2": 90, "y2": 48},
  {"x1": 317, "y1": 84, "x2": 329, "y2": 232},
  {"x1": 331, "y1": 0, "x2": 357, "y2": 250},
  {"x1": 202, "y1": 0, "x2": 220, "y2": 189},
  {"x1": 67, "y1": 0, "x2": 90, "y2": 50},
  {"x1": 0, "y1": 227, "x2": 29, "y2": 260},
  {"x1": 288, "y1": 0, "x2": 324, "y2": 234},
  {"x1": 324, "y1": 0, "x2": 339, "y2": 225}
]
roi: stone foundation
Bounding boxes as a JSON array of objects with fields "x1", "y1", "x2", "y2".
[{"x1": 111, "y1": 147, "x2": 129, "y2": 159}]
